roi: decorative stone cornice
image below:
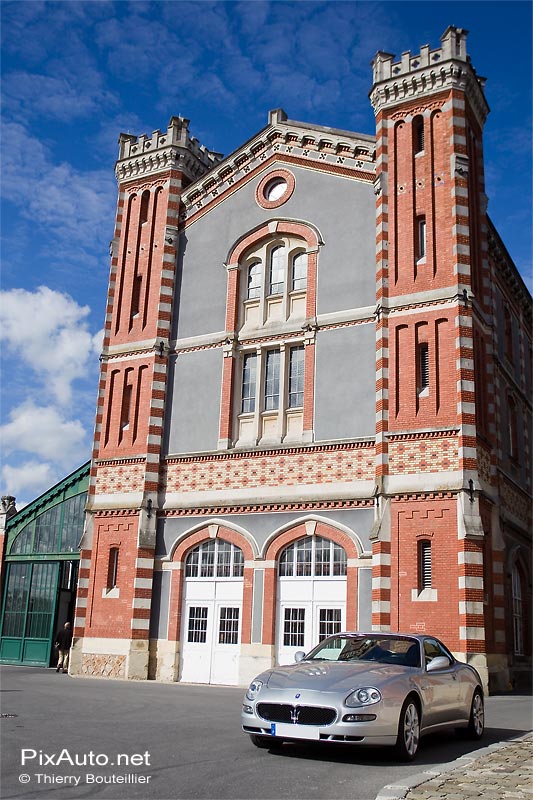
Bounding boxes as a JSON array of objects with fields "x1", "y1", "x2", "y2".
[
  {"x1": 180, "y1": 109, "x2": 376, "y2": 218},
  {"x1": 115, "y1": 116, "x2": 223, "y2": 184},
  {"x1": 370, "y1": 27, "x2": 489, "y2": 129}
]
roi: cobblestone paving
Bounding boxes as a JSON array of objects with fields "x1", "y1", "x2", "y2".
[{"x1": 378, "y1": 734, "x2": 533, "y2": 800}]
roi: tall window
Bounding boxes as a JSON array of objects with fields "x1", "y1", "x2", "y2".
[
  {"x1": 507, "y1": 396, "x2": 518, "y2": 460},
  {"x1": 107, "y1": 547, "x2": 119, "y2": 590},
  {"x1": 504, "y1": 305, "x2": 514, "y2": 361},
  {"x1": 139, "y1": 190, "x2": 150, "y2": 224},
  {"x1": 417, "y1": 216, "x2": 426, "y2": 260},
  {"x1": 279, "y1": 536, "x2": 347, "y2": 577},
  {"x1": 289, "y1": 346, "x2": 304, "y2": 408},
  {"x1": 264, "y1": 350, "x2": 280, "y2": 410},
  {"x1": 418, "y1": 540, "x2": 432, "y2": 591},
  {"x1": 417, "y1": 343, "x2": 429, "y2": 394},
  {"x1": 413, "y1": 116, "x2": 425, "y2": 154},
  {"x1": 269, "y1": 245, "x2": 285, "y2": 295},
  {"x1": 247, "y1": 262, "x2": 262, "y2": 299},
  {"x1": 292, "y1": 252, "x2": 307, "y2": 291},
  {"x1": 512, "y1": 563, "x2": 524, "y2": 655},
  {"x1": 241, "y1": 353, "x2": 257, "y2": 413}
]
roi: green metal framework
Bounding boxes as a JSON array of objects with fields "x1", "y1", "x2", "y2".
[{"x1": 0, "y1": 462, "x2": 89, "y2": 666}]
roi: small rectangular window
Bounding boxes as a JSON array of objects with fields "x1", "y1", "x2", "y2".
[
  {"x1": 319, "y1": 609, "x2": 342, "y2": 641},
  {"x1": 187, "y1": 607, "x2": 208, "y2": 643},
  {"x1": 241, "y1": 353, "x2": 257, "y2": 413},
  {"x1": 219, "y1": 607, "x2": 239, "y2": 645},
  {"x1": 283, "y1": 608, "x2": 305, "y2": 647}
]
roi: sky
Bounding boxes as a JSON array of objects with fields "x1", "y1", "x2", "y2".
[{"x1": 1, "y1": 0, "x2": 532, "y2": 507}]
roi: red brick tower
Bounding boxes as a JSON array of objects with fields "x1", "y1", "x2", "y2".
[
  {"x1": 370, "y1": 28, "x2": 493, "y2": 684},
  {"x1": 70, "y1": 119, "x2": 221, "y2": 678}
]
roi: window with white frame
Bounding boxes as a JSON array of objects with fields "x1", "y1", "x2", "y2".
[
  {"x1": 283, "y1": 607, "x2": 305, "y2": 647},
  {"x1": 185, "y1": 540, "x2": 244, "y2": 578},
  {"x1": 279, "y1": 536, "x2": 347, "y2": 577},
  {"x1": 241, "y1": 235, "x2": 308, "y2": 328},
  {"x1": 237, "y1": 343, "x2": 306, "y2": 444}
]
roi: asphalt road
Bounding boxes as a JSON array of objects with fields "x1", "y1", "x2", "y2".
[{"x1": 1, "y1": 665, "x2": 531, "y2": 800}]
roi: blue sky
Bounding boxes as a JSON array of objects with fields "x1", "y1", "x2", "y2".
[{"x1": 1, "y1": 0, "x2": 532, "y2": 507}]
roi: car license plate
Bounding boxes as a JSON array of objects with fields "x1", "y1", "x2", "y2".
[{"x1": 270, "y1": 723, "x2": 319, "y2": 740}]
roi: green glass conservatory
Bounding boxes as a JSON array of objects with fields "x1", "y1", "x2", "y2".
[{"x1": 0, "y1": 463, "x2": 89, "y2": 667}]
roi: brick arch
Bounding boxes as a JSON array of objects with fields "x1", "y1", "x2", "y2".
[
  {"x1": 170, "y1": 524, "x2": 255, "y2": 563},
  {"x1": 167, "y1": 524, "x2": 254, "y2": 646},
  {"x1": 264, "y1": 519, "x2": 360, "y2": 561},
  {"x1": 262, "y1": 520, "x2": 360, "y2": 646},
  {"x1": 226, "y1": 219, "x2": 321, "y2": 268}
]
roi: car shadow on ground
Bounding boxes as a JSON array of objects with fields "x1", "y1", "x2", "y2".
[{"x1": 259, "y1": 727, "x2": 531, "y2": 767}]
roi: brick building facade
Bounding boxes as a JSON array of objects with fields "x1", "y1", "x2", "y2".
[{"x1": 70, "y1": 27, "x2": 532, "y2": 691}]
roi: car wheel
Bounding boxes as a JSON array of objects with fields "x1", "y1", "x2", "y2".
[
  {"x1": 395, "y1": 697, "x2": 420, "y2": 761},
  {"x1": 250, "y1": 734, "x2": 283, "y2": 749},
  {"x1": 466, "y1": 690, "x2": 484, "y2": 739}
]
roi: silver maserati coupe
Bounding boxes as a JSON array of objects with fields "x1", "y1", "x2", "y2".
[{"x1": 242, "y1": 632, "x2": 485, "y2": 760}]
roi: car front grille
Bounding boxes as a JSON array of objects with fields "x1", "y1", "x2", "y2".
[{"x1": 256, "y1": 703, "x2": 337, "y2": 726}]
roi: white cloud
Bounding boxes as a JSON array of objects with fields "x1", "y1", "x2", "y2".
[
  {"x1": 0, "y1": 286, "x2": 101, "y2": 404},
  {"x1": 0, "y1": 461, "x2": 58, "y2": 505},
  {"x1": 1, "y1": 121, "x2": 115, "y2": 266},
  {"x1": 0, "y1": 402, "x2": 88, "y2": 466}
]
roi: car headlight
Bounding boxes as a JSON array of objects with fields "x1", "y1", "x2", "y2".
[
  {"x1": 245, "y1": 680, "x2": 263, "y2": 701},
  {"x1": 345, "y1": 687, "x2": 382, "y2": 707}
]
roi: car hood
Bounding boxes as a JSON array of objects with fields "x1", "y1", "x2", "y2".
[{"x1": 265, "y1": 660, "x2": 408, "y2": 692}]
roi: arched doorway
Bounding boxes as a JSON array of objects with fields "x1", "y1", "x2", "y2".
[
  {"x1": 276, "y1": 534, "x2": 347, "y2": 665},
  {"x1": 180, "y1": 538, "x2": 244, "y2": 685}
]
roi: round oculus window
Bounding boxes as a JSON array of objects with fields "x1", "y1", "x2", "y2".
[
  {"x1": 256, "y1": 169, "x2": 295, "y2": 209},
  {"x1": 265, "y1": 178, "x2": 287, "y2": 201}
]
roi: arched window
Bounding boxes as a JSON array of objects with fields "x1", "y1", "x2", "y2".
[
  {"x1": 279, "y1": 536, "x2": 347, "y2": 577},
  {"x1": 247, "y1": 261, "x2": 262, "y2": 299},
  {"x1": 185, "y1": 540, "x2": 244, "y2": 578},
  {"x1": 413, "y1": 116, "x2": 425, "y2": 154},
  {"x1": 140, "y1": 190, "x2": 150, "y2": 224},
  {"x1": 291, "y1": 252, "x2": 307, "y2": 291},
  {"x1": 269, "y1": 245, "x2": 285, "y2": 295}
]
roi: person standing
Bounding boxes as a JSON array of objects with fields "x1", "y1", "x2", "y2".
[{"x1": 55, "y1": 621, "x2": 73, "y2": 674}]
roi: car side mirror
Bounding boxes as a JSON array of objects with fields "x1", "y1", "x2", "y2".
[
  {"x1": 426, "y1": 655, "x2": 452, "y2": 671},
  {"x1": 294, "y1": 651, "x2": 306, "y2": 663}
]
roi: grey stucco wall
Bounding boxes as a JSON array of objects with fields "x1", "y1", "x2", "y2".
[
  {"x1": 315, "y1": 323, "x2": 375, "y2": 441},
  {"x1": 172, "y1": 162, "x2": 376, "y2": 341},
  {"x1": 165, "y1": 349, "x2": 222, "y2": 455},
  {"x1": 156, "y1": 508, "x2": 375, "y2": 559}
]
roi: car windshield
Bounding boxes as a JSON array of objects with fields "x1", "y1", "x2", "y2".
[{"x1": 304, "y1": 635, "x2": 421, "y2": 668}]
